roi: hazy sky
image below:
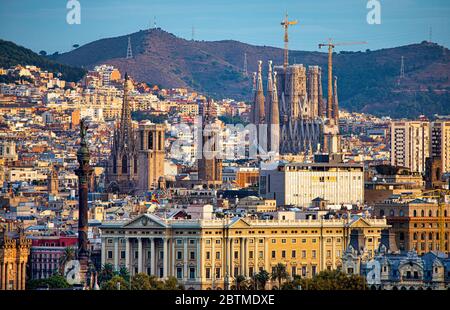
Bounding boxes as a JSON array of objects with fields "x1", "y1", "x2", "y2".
[{"x1": 1, "y1": 0, "x2": 449, "y2": 54}]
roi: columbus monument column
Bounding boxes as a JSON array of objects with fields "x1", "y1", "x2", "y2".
[{"x1": 74, "y1": 118, "x2": 94, "y2": 286}]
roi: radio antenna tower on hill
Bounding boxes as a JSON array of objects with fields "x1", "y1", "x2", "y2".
[
  {"x1": 243, "y1": 52, "x2": 248, "y2": 77},
  {"x1": 397, "y1": 56, "x2": 405, "y2": 85},
  {"x1": 192, "y1": 25, "x2": 195, "y2": 41},
  {"x1": 126, "y1": 36, "x2": 133, "y2": 59}
]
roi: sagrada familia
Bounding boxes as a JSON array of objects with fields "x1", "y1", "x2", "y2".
[{"x1": 251, "y1": 60, "x2": 340, "y2": 155}]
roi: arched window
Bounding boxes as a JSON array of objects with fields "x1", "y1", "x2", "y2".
[
  {"x1": 399, "y1": 210, "x2": 404, "y2": 217},
  {"x1": 421, "y1": 210, "x2": 425, "y2": 217},
  {"x1": 445, "y1": 210, "x2": 448, "y2": 217},
  {"x1": 421, "y1": 233, "x2": 426, "y2": 240},
  {"x1": 429, "y1": 232, "x2": 433, "y2": 240},
  {"x1": 413, "y1": 210, "x2": 417, "y2": 217},
  {"x1": 429, "y1": 210, "x2": 433, "y2": 217},
  {"x1": 390, "y1": 210, "x2": 395, "y2": 216},
  {"x1": 122, "y1": 155, "x2": 128, "y2": 174},
  {"x1": 380, "y1": 209, "x2": 385, "y2": 217},
  {"x1": 148, "y1": 132, "x2": 153, "y2": 150},
  {"x1": 413, "y1": 233, "x2": 417, "y2": 240}
]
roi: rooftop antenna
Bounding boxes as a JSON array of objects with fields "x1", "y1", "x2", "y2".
[
  {"x1": 192, "y1": 25, "x2": 195, "y2": 41},
  {"x1": 243, "y1": 52, "x2": 248, "y2": 77},
  {"x1": 126, "y1": 36, "x2": 133, "y2": 59},
  {"x1": 429, "y1": 26, "x2": 433, "y2": 43},
  {"x1": 154, "y1": 16, "x2": 157, "y2": 29}
]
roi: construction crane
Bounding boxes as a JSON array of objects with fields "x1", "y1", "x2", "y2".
[
  {"x1": 403, "y1": 189, "x2": 450, "y2": 253},
  {"x1": 281, "y1": 13, "x2": 298, "y2": 73},
  {"x1": 318, "y1": 39, "x2": 367, "y2": 120}
]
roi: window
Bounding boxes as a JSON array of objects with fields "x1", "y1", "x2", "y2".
[
  {"x1": 215, "y1": 268, "x2": 221, "y2": 279},
  {"x1": 107, "y1": 251, "x2": 113, "y2": 259},
  {"x1": 206, "y1": 268, "x2": 211, "y2": 279},
  {"x1": 190, "y1": 251, "x2": 195, "y2": 260},
  {"x1": 121, "y1": 251, "x2": 126, "y2": 259},
  {"x1": 176, "y1": 267, "x2": 183, "y2": 279},
  {"x1": 302, "y1": 250, "x2": 306, "y2": 258},
  {"x1": 176, "y1": 239, "x2": 182, "y2": 245},
  {"x1": 249, "y1": 251, "x2": 254, "y2": 259},
  {"x1": 312, "y1": 266, "x2": 317, "y2": 276},
  {"x1": 281, "y1": 250, "x2": 286, "y2": 258},
  {"x1": 189, "y1": 267, "x2": 196, "y2": 279},
  {"x1": 177, "y1": 251, "x2": 182, "y2": 260},
  {"x1": 271, "y1": 251, "x2": 276, "y2": 259},
  {"x1": 281, "y1": 239, "x2": 286, "y2": 244},
  {"x1": 292, "y1": 239, "x2": 296, "y2": 243},
  {"x1": 259, "y1": 251, "x2": 263, "y2": 259},
  {"x1": 292, "y1": 250, "x2": 296, "y2": 258},
  {"x1": 291, "y1": 266, "x2": 296, "y2": 276},
  {"x1": 234, "y1": 267, "x2": 239, "y2": 277},
  {"x1": 271, "y1": 239, "x2": 276, "y2": 244},
  {"x1": 312, "y1": 250, "x2": 316, "y2": 259},
  {"x1": 234, "y1": 251, "x2": 239, "y2": 259},
  {"x1": 216, "y1": 252, "x2": 220, "y2": 259},
  {"x1": 206, "y1": 251, "x2": 210, "y2": 260}
]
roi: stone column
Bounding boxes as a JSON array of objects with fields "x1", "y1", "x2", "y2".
[
  {"x1": 255, "y1": 237, "x2": 258, "y2": 273},
  {"x1": 150, "y1": 238, "x2": 155, "y2": 275},
  {"x1": 138, "y1": 237, "x2": 143, "y2": 273},
  {"x1": 183, "y1": 238, "x2": 188, "y2": 281},
  {"x1": 211, "y1": 238, "x2": 215, "y2": 285},
  {"x1": 264, "y1": 238, "x2": 269, "y2": 272},
  {"x1": 171, "y1": 239, "x2": 175, "y2": 278},
  {"x1": 240, "y1": 238, "x2": 244, "y2": 276},
  {"x1": 21, "y1": 262, "x2": 26, "y2": 290},
  {"x1": 17, "y1": 262, "x2": 22, "y2": 290},
  {"x1": 125, "y1": 237, "x2": 130, "y2": 274},
  {"x1": 0, "y1": 262, "x2": 3, "y2": 290},
  {"x1": 101, "y1": 238, "x2": 106, "y2": 267},
  {"x1": 163, "y1": 238, "x2": 168, "y2": 278},
  {"x1": 196, "y1": 238, "x2": 201, "y2": 281},
  {"x1": 229, "y1": 238, "x2": 234, "y2": 277},
  {"x1": 243, "y1": 238, "x2": 248, "y2": 277},
  {"x1": 226, "y1": 238, "x2": 231, "y2": 278},
  {"x1": 113, "y1": 238, "x2": 119, "y2": 270},
  {"x1": 4, "y1": 262, "x2": 8, "y2": 290}
]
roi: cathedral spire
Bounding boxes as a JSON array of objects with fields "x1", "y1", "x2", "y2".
[
  {"x1": 333, "y1": 76, "x2": 339, "y2": 123},
  {"x1": 120, "y1": 73, "x2": 133, "y2": 150},
  {"x1": 255, "y1": 60, "x2": 265, "y2": 124},
  {"x1": 266, "y1": 60, "x2": 273, "y2": 125},
  {"x1": 269, "y1": 71, "x2": 280, "y2": 153}
]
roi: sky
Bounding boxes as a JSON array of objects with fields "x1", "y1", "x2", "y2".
[{"x1": 0, "y1": 0, "x2": 449, "y2": 54}]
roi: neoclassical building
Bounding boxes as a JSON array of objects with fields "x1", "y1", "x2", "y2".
[
  {"x1": 0, "y1": 220, "x2": 31, "y2": 290},
  {"x1": 100, "y1": 214, "x2": 388, "y2": 289}
]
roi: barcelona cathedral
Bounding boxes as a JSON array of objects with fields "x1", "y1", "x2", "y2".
[
  {"x1": 105, "y1": 74, "x2": 165, "y2": 194},
  {"x1": 251, "y1": 59, "x2": 340, "y2": 155}
]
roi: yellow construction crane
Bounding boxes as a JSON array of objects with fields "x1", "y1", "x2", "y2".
[
  {"x1": 281, "y1": 13, "x2": 298, "y2": 73},
  {"x1": 318, "y1": 39, "x2": 367, "y2": 120},
  {"x1": 403, "y1": 189, "x2": 450, "y2": 253}
]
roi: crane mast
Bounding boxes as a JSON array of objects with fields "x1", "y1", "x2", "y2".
[{"x1": 281, "y1": 13, "x2": 298, "y2": 74}]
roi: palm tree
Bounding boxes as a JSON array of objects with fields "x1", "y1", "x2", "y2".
[
  {"x1": 59, "y1": 247, "x2": 75, "y2": 275},
  {"x1": 235, "y1": 275, "x2": 247, "y2": 290},
  {"x1": 271, "y1": 263, "x2": 289, "y2": 289},
  {"x1": 255, "y1": 270, "x2": 270, "y2": 290},
  {"x1": 98, "y1": 263, "x2": 115, "y2": 284}
]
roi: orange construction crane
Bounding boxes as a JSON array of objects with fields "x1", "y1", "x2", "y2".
[
  {"x1": 403, "y1": 189, "x2": 450, "y2": 253},
  {"x1": 318, "y1": 39, "x2": 367, "y2": 120},
  {"x1": 281, "y1": 13, "x2": 298, "y2": 73}
]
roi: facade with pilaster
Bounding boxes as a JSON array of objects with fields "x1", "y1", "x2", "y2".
[{"x1": 100, "y1": 214, "x2": 388, "y2": 289}]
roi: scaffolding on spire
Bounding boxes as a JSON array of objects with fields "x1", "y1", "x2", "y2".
[{"x1": 126, "y1": 36, "x2": 133, "y2": 59}]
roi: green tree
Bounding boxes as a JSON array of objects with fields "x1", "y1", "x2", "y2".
[
  {"x1": 164, "y1": 276, "x2": 184, "y2": 290},
  {"x1": 255, "y1": 270, "x2": 270, "y2": 290},
  {"x1": 39, "y1": 50, "x2": 47, "y2": 56},
  {"x1": 27, "y1": 274, "x2": 71, "y2": 290},
  {"x1": 101, "y1": 275, "x2": 128, "y2": 290},
  {"x1": 130, "y1": 273, "x2": 151, "y2": 290},
  {"x1": 98, "y1": 263, "x2": 116, "y2": 284},
  {"x1": 118, "y1": 266, "x2": 130, "y2": 283},
  {"x1": 297, "y1": 270, "x2": 367, "y2": 290},
  {"x1": 234, "y1": 275, "x2": 248, "y2": 290},
  {"x1": 271, "y1": 263, "x2": 289, "y2": 289}
]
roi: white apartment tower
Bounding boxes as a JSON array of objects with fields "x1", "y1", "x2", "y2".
[{"x1": 390, "y1": 121, "x2": 430, "y2": 173}]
